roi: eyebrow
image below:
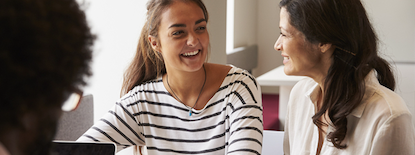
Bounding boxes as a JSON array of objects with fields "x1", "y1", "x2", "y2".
[
  {"x1": 195, "y1": 18, "x2": 206, "y2": 25},
  {"x1": 168, "y1": 18, "x2": 207, "y2": 29},
  {"x1": 279, "y1": 26, "x2": 291, "y2": 34}
]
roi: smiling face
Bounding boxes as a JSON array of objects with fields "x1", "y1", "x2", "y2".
[
  {"x1": 150, "y1": 1, "x2": 209, "y2": 73},
  {"x1": 274, "y1": 7, "x2": 325, "y2": 77}
]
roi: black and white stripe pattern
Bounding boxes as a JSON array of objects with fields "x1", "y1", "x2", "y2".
[{"x1": 78, "y1": 66, "x2": 263, "y2": 154}]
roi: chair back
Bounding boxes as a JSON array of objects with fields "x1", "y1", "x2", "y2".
[{"x1": 55, "y1": 94, "x2": 94, "y2": 141}]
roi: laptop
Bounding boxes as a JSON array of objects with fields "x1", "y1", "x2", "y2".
[{"x1": 51, "y1": 141, "x2": 117, "y2": 155}]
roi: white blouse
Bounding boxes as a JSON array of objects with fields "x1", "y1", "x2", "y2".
[{"x1": 283, "y1": 71, "x2": 415, "y2": 155}]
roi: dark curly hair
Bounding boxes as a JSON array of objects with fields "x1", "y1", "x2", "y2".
[{"x1": 0, "y1": 0, "x2": 94, "y2": 130}]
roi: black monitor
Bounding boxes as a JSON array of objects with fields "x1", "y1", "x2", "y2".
[{"x1": 51, "y1": 141, "x2": 116, "y2": 155}]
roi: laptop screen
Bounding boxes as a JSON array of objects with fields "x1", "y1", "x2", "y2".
[{"x1": 51, "y1": 141, "x2": 116, "y2": 155}]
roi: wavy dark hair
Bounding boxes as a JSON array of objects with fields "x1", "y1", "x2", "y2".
[
  {"x1": 0, "y1": 0, "x2": 94, "y2": 130},
  {"x1": 121, "y1": 0, "x2": 209, "y2": 96},
  {"x1": 279, "y1": 0, "x2": 395, "y2": 149}
]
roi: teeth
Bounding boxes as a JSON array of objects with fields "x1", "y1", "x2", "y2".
[
  {"x1": 183, "y1": 50, "x2": 199, "y2": 56},
  {"x1": 284, "y1": 57, "x2": 289, "y2": 60}
]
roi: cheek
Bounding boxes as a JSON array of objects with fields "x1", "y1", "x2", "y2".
[
  {"x1": 296, "y1": 50, "x2": 320, "y2": 66},
  {"x1": 159, "y1": 39, "x2": 178, "y2": 53},
  {"x1": 200, "y1": 33, "x2": 209, "y2": 46},
  {"x1": 286, "y1": 46, "x2": 307, "y2": 64},
  {"x1": 285, "y1": 42, "x2": 298, "y2": 55}
]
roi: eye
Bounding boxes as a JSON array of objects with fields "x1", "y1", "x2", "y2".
[
  {"x1": 197, "y1": 26, "x2": 206, "y2": 30},
  {"x1": 172, "y1": 30, "x2": 185, "y2": 36},
  {"x1": 280, "y1": 32, "x2": 286, "y2": 37},
  {"x1": 196, "y1": 26, "x2": 206, "y2": 32}
]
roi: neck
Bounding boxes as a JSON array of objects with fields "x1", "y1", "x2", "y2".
[
  {"x1": 310, "y1": 67, "x2": 328, "y2": 109},
  {"x1": 164, "y1": 64, "x2": 207, "y2": 106},
  {"x1": 309, "y1": 51, "x2": 333, "y2": 97},
  {"x1": 166, "y1": 63, "x2": 206, "y2": 89}
]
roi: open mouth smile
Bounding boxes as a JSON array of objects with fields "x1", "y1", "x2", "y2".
[
  {"x1": 283, "y1": 56, "x2": 290, "y2": 64},
  {"x1": 181, "y1": 50, "x2": 201, "y2": 57}
]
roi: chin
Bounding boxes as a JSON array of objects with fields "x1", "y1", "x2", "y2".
[
  {"x1": 186, "y1": 62, "x2": 205, "y2": 72},
  {"x1": 283, "y1": 66, "x2": 295, "y2": 75}
]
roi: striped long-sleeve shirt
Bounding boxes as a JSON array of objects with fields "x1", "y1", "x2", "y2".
[{"x1": 78, "y1": 66, "x2": 263, "y2": 155}]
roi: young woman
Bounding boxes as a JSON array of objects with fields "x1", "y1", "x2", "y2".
[
  {"x1": 275, "y1": 0, "x2": 415, "y2": 154},
  {"x1": 78, "y1": 0, "x2": 263, "y2": 154}
]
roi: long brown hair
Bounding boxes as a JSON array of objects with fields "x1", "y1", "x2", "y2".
[
  {"x1": 280, "y1": 0, "x2": 395, "y2": 149},
  {"x1": 121, "y1": 0, "x2": 209, "y2": 96}
]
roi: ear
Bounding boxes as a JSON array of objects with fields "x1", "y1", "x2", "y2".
[
  {"x1": 148, "y1": 35, "x2": 160, "y2": 52},
  {"x1": 318, "y1": 43, "x2": 334, "y2": 54}
]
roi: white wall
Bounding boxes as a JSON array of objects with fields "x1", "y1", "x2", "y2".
[
  {"x1": 254, "y1": 0, "x2": 282, "y2": 94},
  {"x1": 363, "y1": 0, "x2": 415, "y2": 63},
  {"x1": 78, "y1": 0, "x2": 146, "y2": 122},
  {"x1": 234, "y1": 0, "x2": 257, "y2": 48},
  {"x1": 203, "y1": 0, "x2": 227, "y2": 64},
  {"x1": 231, "y1": 0, "x2": 281, "y2": 94},
  {"x1": 78, "y1": 0, "x2": 226, "y2": 122}
]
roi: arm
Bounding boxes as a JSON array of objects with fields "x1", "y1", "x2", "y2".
[
  {"x1": 370, "y1": 113, "x2": 415, "y2": 155},
  {"x1": 77, "y1": 100, "x2": 145, "y2": 152},
  {"x1": 226, "y1": 75, "x2": 263, "y2": 155}
]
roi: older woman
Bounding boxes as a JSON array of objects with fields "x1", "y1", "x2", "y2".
[{"x1": 275, "y1": 0, "x2": 415, "y2": 154}]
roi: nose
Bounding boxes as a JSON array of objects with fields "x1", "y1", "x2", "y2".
[
  {"x1": 187, "y1": 31, "x2": 199, "y2": 47},
  {"x1": 274, "y1": 35, "x2": 282, "y2": 51}
]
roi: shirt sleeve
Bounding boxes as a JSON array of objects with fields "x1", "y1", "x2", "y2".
[
  {"x1": 370, "y1": 112, "x2": 415, "y2": 155},
  {"x1": 77, "y1": 100, "x2": 145, "y2": 152},
  {"x1": 283, "y1": 99, "x2": 291, "y2": 155},
  {"x1": 226, "y1": 74, "x2": 263, "y2": 155}
]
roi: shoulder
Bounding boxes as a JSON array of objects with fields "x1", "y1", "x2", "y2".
[
  {"x1": 206, "y1": 63, "x2": 248, "y2": 76},
  {"x1": 212, "y1": 64, "x2": 261, "y2": 105},
  {"x1": 225, "y1": 64, "x2": 256, "y2": 82},
  {"x1": 120, "y1": 77, "x2": 167, "y2": 103},
  {"x1": 363, "y1": 71, "x2": 410, "y2": 117},
  {"x1": 131, "y1": 78, "x2": 164, "y2": 92},
  {"x1": 368, "y1": 84, "x2": 411, "y2": 117},
  {"x1": 357, "y1": 75, "x2": 413, "y2": 132},
  {"x1": 363, "y1": 84, "x2": 415, "y2": 145},
  {"x1": 228, "y1": 67, "x2": 259, "y2": 92},
  {"x1": 206, "y1": 63, "x2": 257, "y2": 86}
]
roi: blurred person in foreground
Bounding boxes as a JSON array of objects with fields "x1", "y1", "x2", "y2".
[
  {"x1": 274, "y1": 0, "x2": 415, "y2": 154},
  {"x1": 0, "y1": 0, "x2": 94, "y2": 154}
]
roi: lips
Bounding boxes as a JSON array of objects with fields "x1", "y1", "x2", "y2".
[
  {"x1": 282, "y1": 55, "x2": 290, "y2": 64},
  {"x1": 181, "y1": 49, "x2": 200, "y2": 57}
]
